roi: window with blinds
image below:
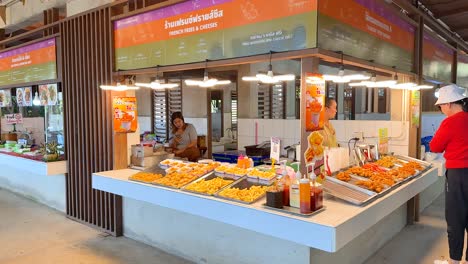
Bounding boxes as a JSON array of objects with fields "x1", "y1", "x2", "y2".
[
  {"x1": 257, "y1": 83, "x2": 286, "y2": 119},
  {"x1": 153, "y1": 82, "x2": 182, "y2": 142},
  {"x1": 231, "y1": 90, "x2": 238, "y2": 131}
]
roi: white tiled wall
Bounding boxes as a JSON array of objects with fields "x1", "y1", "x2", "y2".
[
  {"x1": 331, "y1": 120, "x2": 410, "y2": 156},
  {"x1": 237, "y1": 119, "x2": 411, "y2": 156},
  {"x1": 237, "y1": 119, "x2": 300, "y2": 155},
  {"x1": 137, "y1": 116, "x2": 152, "y2": 133},
  {"x1": 421, "y1": 113, "x2": 445, "y2": 137},
  {"x1": 184, "y1": 118, "x2": 208, "y2": 136}
]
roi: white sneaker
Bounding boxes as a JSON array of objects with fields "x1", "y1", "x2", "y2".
[{"x1": 434, "y1": 260, "x2": 449, "y2": 264}]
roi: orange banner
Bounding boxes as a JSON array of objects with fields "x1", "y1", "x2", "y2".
[
  {"x1": 115, "y1": 0, "x2": 317, "y2": 49},
  {"x1": 0, "y1": 45, "x2": 56, "y2": 71},
  {"x1": 319, "y1": 0, "x2": 414, "y2": 52}
]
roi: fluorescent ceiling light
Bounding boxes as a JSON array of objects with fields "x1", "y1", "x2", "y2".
[
  {"x1": 136, "y1": 80, "x2": 179, "y2": 90},
  {"x1": 100, "y1": 82, "x2": 140, "y2": 91},
  {"x1": 185, "y1": 70, "x2": 231, "y2": 88}
]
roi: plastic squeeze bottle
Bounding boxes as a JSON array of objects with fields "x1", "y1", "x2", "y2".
[
  {"x1": 310, "y1": 170, "x2": 323, "y2": 211},
  {"x1": 281, "y1": 162, "x2": 290, "y2": 206},
  {"x1": 289, "y1": 170, "x2": 300, "y2": 208},
  {"x1": 299, "y1": 176, "x2": 311, "y2": 214}
]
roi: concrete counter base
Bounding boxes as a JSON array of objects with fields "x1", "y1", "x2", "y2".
[
  {"x1": 0, "y1": 153, "x2": 67, "y2": 212},
  {"x1": 93, "y1": 168, "x2": 440, "y2": 264}
]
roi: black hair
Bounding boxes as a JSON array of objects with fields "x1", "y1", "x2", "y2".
[
  {"x1": 325, "y1": 98, "x2": 337, "y2": 108},
  {"x1": 452, "y1": 98, "x2": 468, "y2": 112},
  {"x1": 171, "y1": 111, "x2": 186, "y2": 133}
]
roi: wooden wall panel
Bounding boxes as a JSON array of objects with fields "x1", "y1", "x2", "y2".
[{"x1": 60, "y1": 7, "x2": 122, "y2": 236}]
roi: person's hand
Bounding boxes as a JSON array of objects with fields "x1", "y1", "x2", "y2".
[
  {"x1": 174, "y1": 149, "x2": 184, "y2": 155},
  {"x1": 174, "y1": 134, "x2": 182, "y2": 144}
]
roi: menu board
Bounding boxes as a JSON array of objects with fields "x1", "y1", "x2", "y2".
[
  {"x1": 457, "y1": 52, "x2": 468, "y2": 88},
  {"x1": 23, "y1": 87, "x2": 32, "y2": 106},
  {"x1": 422, "y1": 31, "x2": 453, "y2": 83},
  {"x1": 0, "y1": 89, "x2": 12, "y2": 107},
  {"x1": 113, "y1": 97, "x2": 138, "y2": 133},
  {"x1": 0, "y1": 38, "x2": 57, "y2": 87},
  {"x1": 317, "y1": 0, "x2": 415, "y2": 72},
  {"x1": 114, "y1": 0, "x2": 318, "y2": 70},
  {"x1": 305, "y1": 73, "x2": 326, "y2": 132},
  {"x1": 16, "y1": 88, "x2": 24, "y2": 106}
]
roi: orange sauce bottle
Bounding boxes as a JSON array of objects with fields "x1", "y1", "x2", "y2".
[{"x1": 299, "y1": 177, "x2": 311, "y2": 214}]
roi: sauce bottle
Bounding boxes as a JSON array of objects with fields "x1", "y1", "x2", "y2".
[
  {"x1": 281, "y1": 163, "x2": 290, "y2": 206},
  {"x1": 289, "y1": 170, "x2": 300, "y2": 208},
  {"x1": 299, "y1": 176, "x2": 311, "y2": 214},
  {"x1": 309, "y1": 171, "x2": 323, "y2": 211}
]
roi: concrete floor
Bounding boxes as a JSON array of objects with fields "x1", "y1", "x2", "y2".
[
  {"x1": 0, "y1": 187, "x2": 455, "y2": 264},
  {"x1": 0, "y1": 188, "x2": 192, "y2": 264},
  {"x1": 365, "y1": 193, "x2": 452, "y2": 264}
]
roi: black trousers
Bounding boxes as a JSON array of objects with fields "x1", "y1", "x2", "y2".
[{"x1": 446, "y1": 168, "x2": 468, "y2": 261}]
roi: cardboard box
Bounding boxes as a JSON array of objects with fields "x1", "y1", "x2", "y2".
[{"x1": 131, "y1": 145, "x2": 153, "y2": 158}]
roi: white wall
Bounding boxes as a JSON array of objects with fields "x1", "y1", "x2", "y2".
[
  {"x1": 184, "y1": 117, "x2": 207, "y2": 136},
  {"x1": 421, "y1": 112, "x2": 445, "y2": 138},
  {"x1": 331, "y1": 120, "x2": 410, "y2": 156},
  {"x1": 237, "y1": 118, "x2": 300, "y2": 155},
  {"x1": 183, "y1": 85, "x2": 207, "y2": 118}
]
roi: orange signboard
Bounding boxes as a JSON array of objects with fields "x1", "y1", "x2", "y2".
[
  {"x1": 305, "y1": 73, "x2": 326, "y2": 131},
  {"x1": 113, "y1": 97, "x2": 138, "y2": 133}
]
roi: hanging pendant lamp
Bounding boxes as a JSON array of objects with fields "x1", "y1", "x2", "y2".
[
  {"x1": 185, "y1": 60, "x2": 231, "y2": 88},
  {"x1": 135, "y1": 66, "x2": 179, "y2": 90},
  {"x1": 242, "y1": 51, "x2": 295, "y2": 83}
]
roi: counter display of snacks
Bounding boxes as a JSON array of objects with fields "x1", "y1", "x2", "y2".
[
  {"x1": 323, "y1": 155, "x2": 431, "y2": 205},
  {"x1": 215, "y1": 178, "x2": 270, "y2": 204},
  {"x1": 182, "y1": 173, "x2": 234, "y2": 195}
]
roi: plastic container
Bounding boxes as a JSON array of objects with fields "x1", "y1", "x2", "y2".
[
  {"x1": 290, "y1": 171, "x2": 300, "y2": 208},
  {"x1": 421, "y1": 136, "x2": 433, "y2": 152},
  {"x1": 299, "y1": 177, "x2": 311, "y2": 214}
]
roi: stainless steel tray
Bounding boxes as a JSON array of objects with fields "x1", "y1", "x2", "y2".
[
  {"x1": 262, "y1": 204, "x2": 326, "y2": 217},
  {"x1": 324, "y1": 155, "x2": 432, "y2": 205},
  {"x1": 181, "y1": 173, "x2": 237, "y2": 196},
  {"x1": 214, "y1": 177, "x2": 271, "y2": 204}
]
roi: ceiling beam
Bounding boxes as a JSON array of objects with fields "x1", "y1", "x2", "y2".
[
  {"x1": 392, "y1": 0, "x2": 468, "y2": 53},
  {"x1": 435, "y1": 7, "x2": 468, "y2": 19}
]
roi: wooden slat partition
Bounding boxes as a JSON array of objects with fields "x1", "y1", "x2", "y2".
[{"x1": 60, "y1": 6, "x2": 122, "y2": 236}]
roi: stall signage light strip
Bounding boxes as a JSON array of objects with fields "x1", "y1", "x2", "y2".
[
  {"x1": 114, "y1": 0, "x2": 318, "y2": 70},
  {"x1": 0, "y1": 38, "x2": 57, "y2": 87}
]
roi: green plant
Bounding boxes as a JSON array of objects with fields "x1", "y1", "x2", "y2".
[{"x1": 39, "y1": 141, "x2": 60, "y2": 161}]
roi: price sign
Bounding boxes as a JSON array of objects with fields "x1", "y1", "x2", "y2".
[
  {"x1": 5, "y1": 113, "x2": 23, "y2": 124},
  {"x1": 270, "y1": 137, "x2": 280, "y2": 161}
]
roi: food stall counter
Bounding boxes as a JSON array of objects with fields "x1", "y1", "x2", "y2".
[{"x1": 92, "y1": 167, "x2": 438, "y2": 253}]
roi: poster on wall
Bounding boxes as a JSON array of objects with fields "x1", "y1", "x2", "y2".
[
  {"x1": 47, "y1": 84, "x2": 58, "y2": 105},
  {"x1": 378, "y1": 128, "x2": 389, "y2": 154},
  {"x1": 23, "y1": 87, "x2": 32, "y2": 106},
  {"x1": 410, "y1": 90, "x2": 420, "y2": 127},
  {"x1": 114, "y1": 0, "x2": 318, "y2": 70},
  {"x1": 16, "y1": 88, "x2": 24, "y2": 106},
  {"x1": 5, "y1": 113, "x2": 23, "y2": 125},
  {"x1": 38, "y1": 84, "x2": 49, "y2": 106},
  {"x1": 0, "y1": 89, "x2": 12, "y2": 108},
  {"x1": 305, "y1": 73, "x2": 326, "y2": 131},
  {"x1": 113, "y1": 97, "x2": 138, "y2": 133}
]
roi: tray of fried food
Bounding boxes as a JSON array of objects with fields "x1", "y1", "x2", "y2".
[
  {"x1": 374, "y1": 156, "x2": 403, "y2": 168},
  {"x1": 215, "y1": 178, "x2": 270, "y2": 204},
  {"x1": 386, "y1": 161, "x2": 425, "y2": 182},
  {"x1": 214, "y1": 164, "x2": 250, "y2": 179},
  {"x1": 129, "y1": 171, "x2": 164, "y2": 184},
  {"x1": 394, "y1": 155, "x2": 431, "y2": 169},
  {"x1": 182, "y1": 173, "x2": 236, "y2": 196},
  {"x1": 153, "y1": 170, "x2": 206, "y2": 189},
  {"x1": 159, "y1": 159, "x2": 186, "y2": 169},
  {"x1": 247, "y1": 168, "x2": 277, "y2": 183}
]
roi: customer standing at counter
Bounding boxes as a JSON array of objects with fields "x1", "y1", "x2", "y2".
[
  {"x1": 320, "y1": 98, "x2": 338, "y2": 148},
  {"x1": 430, "y1": 84, "x2": 468, "y2": 264},
  {"x1": 169, "y1": 112, "x2": 200, "y2": 162}
]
